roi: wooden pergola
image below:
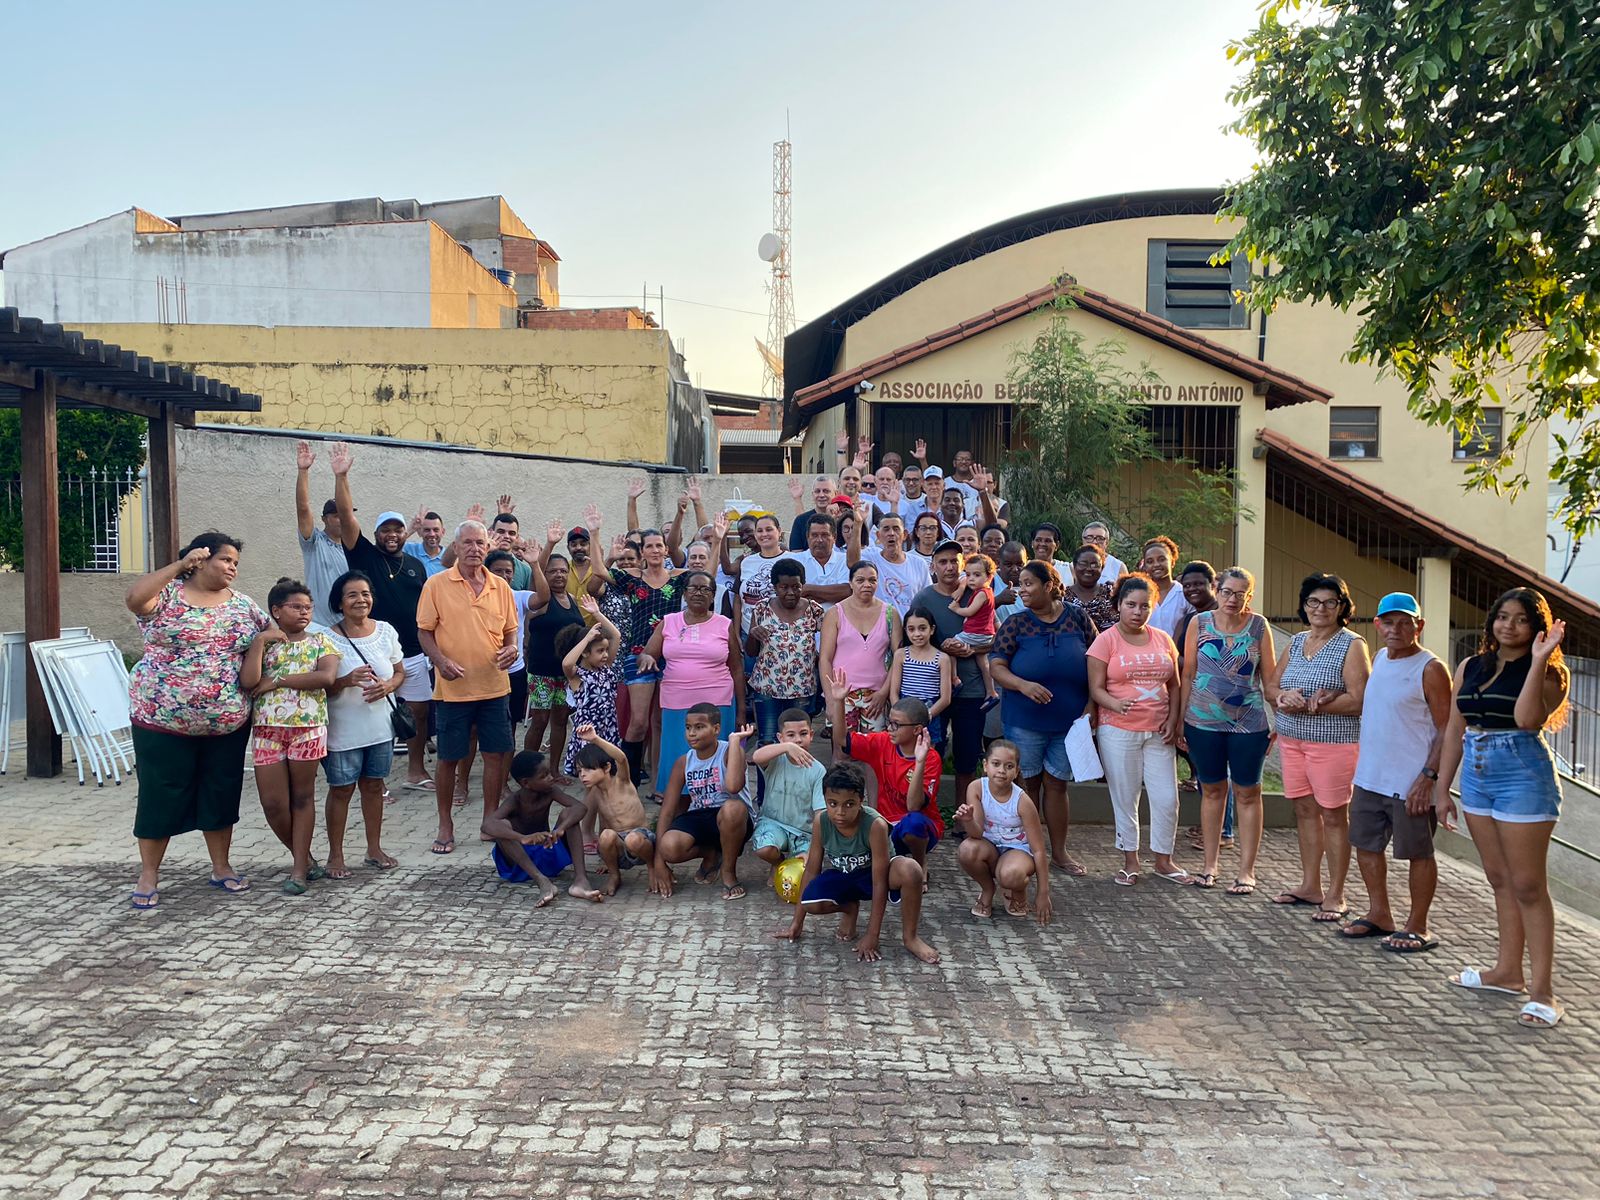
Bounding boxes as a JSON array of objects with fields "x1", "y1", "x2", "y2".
[{"x1": 0, "y1": 309, "x2": 262, "y2": 776}]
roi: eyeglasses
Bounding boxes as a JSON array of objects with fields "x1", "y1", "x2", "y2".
[
  {"x1": 1218, "y1": 588, "x2": 1250, "y2": 600},
  {"x1": 1081, "y1": 532, "x2": 1107, "y2": 544},
  {"x1": 684, "y1": 584, "x2": 714, "y2": 594},
  {"x1": 860, "y1": 482, "x2": 877, "y2": 492},
  {"x1": 1304, "y1": 597, "x2": 1342, "y2": 610},
  {"x1": 885, "y1": 720, "x2": 919, "y2": 731}
]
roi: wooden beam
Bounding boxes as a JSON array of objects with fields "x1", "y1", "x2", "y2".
[
  {"x1": 0, "y1": 362, "x2": 197, "y2": 426},
  {"x1": 148, "y1": 405, "x2": 180, "y2": 565},
  {"x1": 20, "y1": 374, "x2": 61, "y2": 778}
]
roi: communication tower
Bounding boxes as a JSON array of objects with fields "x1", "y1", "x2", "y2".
[{"x1": 757, "y1": 135, "x2": 793, "y2": 399}]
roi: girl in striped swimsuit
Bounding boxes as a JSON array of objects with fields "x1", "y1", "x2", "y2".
[{"x1": 890, "y1": 607, "x2": 954, "y2": 750}]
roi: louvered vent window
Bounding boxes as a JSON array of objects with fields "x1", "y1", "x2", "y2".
[{"x1": 1146, "y1": 240, "x2": 1249, "y2": 329}]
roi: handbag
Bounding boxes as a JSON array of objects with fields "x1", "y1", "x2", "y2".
[{"x1": 338, "y1": 622, "x2": 417, "y2": 741}]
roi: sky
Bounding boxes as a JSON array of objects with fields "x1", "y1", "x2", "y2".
[{"x1": 1, "y1": 0, "x2": 1264, "y2": 396}]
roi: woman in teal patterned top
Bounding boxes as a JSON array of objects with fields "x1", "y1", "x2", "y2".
[{"x1": 1172, "y1": 567, "x2": 1278, "y2": 892}]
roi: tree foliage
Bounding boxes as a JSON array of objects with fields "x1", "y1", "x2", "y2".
[
  {"x1": 0, "y1": 411, "x2": 147, "y2": 570},
  {"x1": 1000, "y1": 297, "x2": 1250, "y2": 566},
  {"x1": 1222, "y1": 0, "x2": 1600, "y2": 534}
]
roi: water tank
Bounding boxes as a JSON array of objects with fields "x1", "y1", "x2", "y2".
[{"x1": 490, "y1": 268, "x2": 515, "y2": 288}]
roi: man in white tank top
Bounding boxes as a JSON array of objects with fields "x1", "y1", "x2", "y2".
[{"x1": 1345, "y1": 593, "x2": 1453, "y2": 952}]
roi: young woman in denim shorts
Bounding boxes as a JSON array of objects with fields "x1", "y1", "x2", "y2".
[{"x1": 1435, "y1": 587, "x2": 1570, "y2": 1028}]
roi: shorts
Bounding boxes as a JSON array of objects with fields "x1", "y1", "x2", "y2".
[
  {"x1": 396, "y1": 653, "x2": 433, "y2": 703},
  {"x1": 435, "y1": 696, "x2": 514, "y2": 760},
  {"x1": 890, "y1": 811, "x2": 940, "y2": 856},
  {"x1": 1182, "y1": 725, "x2": 1270, "y2": 788},
  {"x1": 604, "y1": 825, "x2": 656, "y2": 871},
  {"x1": 669, "y1": 803, "x2": 754, "y2": 851},
  {"x1": 1004, "y1": 723, "x2": 1070, "y2": 781},
  {"x1": 492, "y1": 839, "x2": 573, "y2": 882},
  {"x1": 955, "y1": 631, "x2": 994, "y2": 651},
  {"x1": 801, "y1": 866, "x2": 875, "y2": 908},
  {"x1": 842, "y1": 688, "x2": 887, "y2": 735},
  {"x1": 1349, "y1": 785, "x2": 1436, "y2": 860},
  {"x1": 507, "y1": 667, "x2": 529, "y2": 724},
  {"x1": 528, "y1": 674, "x2": 568, "y2": 712},
  {"x1": 622, "y1": 652, "x2": 661, "y2": 687},
  {"x1": 1458, "y1": 729, "x2": 1563, "y2": 823},
  {"x1": 752, "y1": 816, "x2": 812, "y2": 859},
  {"x1": 131, "y1": 723, "x2": 250, "y2": 839},
  {"x1": 1278, "y1": 736, "x2": 1359, "y2": 808},
  {"x1": 252, "y1": 725, "x2": 328, "y2": 766},
  {"x1": 322, "y1": 740, "x2": 395, "y2": 787}
]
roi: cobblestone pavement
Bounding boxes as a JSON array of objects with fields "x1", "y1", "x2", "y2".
[{"x1": 1, "y1": 761, "x2": 1597, "y2": 1200}]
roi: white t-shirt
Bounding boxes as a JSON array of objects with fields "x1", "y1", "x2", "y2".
[
  {"x1": 324, "y1": 620, "x2": 403, "y2": 753},
  {"x1": 507, "y1": 590, "x2": 534, "y2": 673},
  {"x1": 736, "y1": 552, "x2": 787, "y2": 634},
  {"x1": 784, "y1": 547, "x2": 850, "y2": 610},
  {"x1": 1149, "y1": 584, "x2": 1195, "y2": 639},
  {"x1": 869, "y1": 497, "x2": 920, "y2": 526},
  {"x1": 1099, "y1": 553, "x2": 1127, "y2": 587},
  {"x1": 857, "y1": 548, "x2": 931, "y2": 617}
]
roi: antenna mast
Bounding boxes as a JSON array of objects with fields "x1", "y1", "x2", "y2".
[{"x1": 762, "y1": 134, "x2": 793, "y2": 400}]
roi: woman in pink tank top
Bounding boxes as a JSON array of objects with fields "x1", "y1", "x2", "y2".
[{"x1": 820, "y1": 560, "x2": 902, "y2": 734}]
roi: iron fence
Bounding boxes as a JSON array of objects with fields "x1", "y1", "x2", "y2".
[{"x1": 0, "y1": 467, "x2": 139, "y2": 573}]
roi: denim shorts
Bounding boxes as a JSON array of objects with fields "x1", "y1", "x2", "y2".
[
  {"x1": 1459, "y1": 729, "x2": 1562, "y2": 823},
  {"x1": 622, "y1": 652, "x2": 661, "y2": 687},
  {"x1": 1004, "y1": 723, "x2": 1070, "y2": 781},
  {"x1": 322, "y1": 740, "x2": 395, "y2": 787},
  {"x1": 435, "y1": 696, "x2": 513, "y2": 760},
  {"x1": 1183, "y1": 725, "x2": 1271, "y2": 788}
]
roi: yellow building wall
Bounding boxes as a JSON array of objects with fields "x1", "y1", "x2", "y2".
[
  {"x1": 76, "y1": 323, "x2": 672, "y2": 460},
  {"x1": 821, "y1": 211, "x2": 1547, "y2": 566},
  {"x1": 427, "y1": 225, "x2": 517, "y2": 329}
]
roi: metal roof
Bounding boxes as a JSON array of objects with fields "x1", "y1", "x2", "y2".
[
  {"x1": 0, "y1": 308, "x2": 262, "y2": 424},
  {"x1": 719, "y1": 428, "x2": 800, "y2": 447}
]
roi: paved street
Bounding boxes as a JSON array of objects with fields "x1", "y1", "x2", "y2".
[{"x1": 1, "y1": 763, "x2": 1597, "y2": 1200}]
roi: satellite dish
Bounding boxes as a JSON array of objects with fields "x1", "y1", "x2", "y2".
[{"x1": 757, "y1": 232, "x2": 782, "y2": 262}]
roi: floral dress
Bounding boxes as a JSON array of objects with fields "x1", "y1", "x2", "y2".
[
  {"x1": 131, "y1": 581, "x2": 269, "y2": 736},
  {"x1": 748, "y1": 598, "x2": 824, "y2": 699},
  {"x1": 610, "y1": 566, "x2": 684, "y2": 657},
  {"x1": 253, "y1": 633, "x2": 341, "y2": 729},
  {"x1": 563, "y1": 665, "x2": 621, "y2": 774}
]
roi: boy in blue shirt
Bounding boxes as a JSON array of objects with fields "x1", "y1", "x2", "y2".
[{"x1": 749, "y1": 707, "x2": 826, "y2": 878}]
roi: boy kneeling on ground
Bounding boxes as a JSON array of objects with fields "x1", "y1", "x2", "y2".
[
  {"x1": 774, "y1": 762, "x2": 941, "y2": 963},
  {"x1": 482, "y1": 750, "x2": 603, "y2": 906}
]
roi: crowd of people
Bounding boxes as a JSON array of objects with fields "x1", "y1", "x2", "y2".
[{"x1": 122, "y1": 434, "x2": 1572, "y2": 1026}]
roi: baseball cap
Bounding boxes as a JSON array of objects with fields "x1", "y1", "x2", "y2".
[
  {"x1": 1375, "y1": 592, "x2": 1421, "y2": 618},
  {"x1": 375, "y1": 510, "x2": 407, "y2": 530},
  {"x1": 923, "y1": 466, "x2": 945, "y2": 480},
  {"x1": 321, "y1": 499, "x2": 340, "y2": 516},
  {"x1": 567, "y1": 526, "x2": 591, "y2": 542},
  {"x1": 830, "y1": 494, "x2": 854, "y2": 507},
  {"x1": 931, "y1": 538, "x2": 962, "y2": 557}
]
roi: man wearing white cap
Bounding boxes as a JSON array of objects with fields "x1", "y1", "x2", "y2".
[{"x1": 1344, "y1": 591, "x2": 1452, "y2": 952}]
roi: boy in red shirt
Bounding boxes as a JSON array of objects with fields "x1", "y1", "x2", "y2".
[{"x1": 822, "y1": 667, "x2": 943, "y2": 873}]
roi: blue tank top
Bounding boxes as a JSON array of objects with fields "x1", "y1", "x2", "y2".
[{"x1": 899, "y1": 650, "x2": 943, "y2": 704}]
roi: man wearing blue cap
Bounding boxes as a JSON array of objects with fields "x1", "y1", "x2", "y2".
[{"x1": 1344, "y1": 592, "x2": 1452, "y2": 951}]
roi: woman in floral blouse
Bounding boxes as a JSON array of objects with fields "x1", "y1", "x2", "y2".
[
  {"x1": 126, "y1": 532, "x2": 268, "y2": 909},
  {"x1": 744, "y1": 558, "x2": 824, "y2": 745}
]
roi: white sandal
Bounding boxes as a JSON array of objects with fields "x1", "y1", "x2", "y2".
[
  {"x1": 1450, "y1": 967, "x2": 1526, "y2": 995},
  {"x1": 1518, "y1": 1001, "x2": 1564, "y2": 1028},
  {"x1": 1113, "y1": 869, "x2": 1139, "y2": 887}
]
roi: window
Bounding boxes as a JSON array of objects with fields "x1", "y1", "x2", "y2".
[
  {"x1": 1453, "y1": 408, "x2": 1504, "y2": 459},
  {"x1": 1329, "y1": 406, "x2": 1380, "y2": 459},
  {"x1": 1146, "y1": 240, "x2": 1249, "y2": 329}
]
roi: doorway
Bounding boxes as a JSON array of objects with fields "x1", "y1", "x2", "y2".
[{"x1": 873, "y1": 404, "x2": 1012, "y2": 470}]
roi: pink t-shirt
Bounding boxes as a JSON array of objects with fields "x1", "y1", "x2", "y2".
[
  {"x1": 1086, "y1": 624, "x2": 1179, "y2": 731},
  {"x1": 659, "y1": 611, "x2": 735, "y2": 709}
]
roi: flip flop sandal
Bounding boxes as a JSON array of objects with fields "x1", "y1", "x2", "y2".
[
  {"x1": 1155, "y1": 869, "x2": 1191, "y2": 884},
  {"x1": 207, "y1": 875, "x2": 251, "y2": 893},
  {"x1": 1190, "y1": 873, "x2": 1217, "y2": 890},
  {"x1": 722, "y1": 884, "x2": 746, "y2": 901},
  {"x1": 1113, "y1": 870, "x2": 1139, "y2": 887},
  {"x1": 1450, "y1": 968, "x2": 1526, "y2": 995},
  {"x1": 281, "y1": 878, "x2": 309, "y2": 896},
  {"x1": 307, "y1": 861, "x2": 328, "y2": 882},
  {"x1": 401, "y1": 780, "x2": 436, "y2": 792},
  {"x1": 1226, "y1": 879, "x2": 1256, "y2": 896},
  {"x1": 1381, "y1": 931, "x2": 1438, "y2": 953},
  {"x1": 1271, "y1": 892, "x2": 1319, "y2": 907},
  {"x1": 1518, "y1": 1001, "x2": 1564, "y2": 1028},
  {"x1": 129, "y1": 889, "x2": 159, "y2": 909},
  {"x1": 363, "y1": 856, "x2": 398, "y2": 870},
  {"x1": 1340, "y1": 918, "x2": 1395, "y2": 939},
  {"x1": 430, "y1": 839, "x2": 455, "y2": 855},
  {"x1": 1311, "y1": 906, "x2": 1350, "y2": 923}
]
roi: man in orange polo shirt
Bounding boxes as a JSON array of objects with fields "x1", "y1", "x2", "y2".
[{"x1": 417, "y1": 519, "x2": 520, "y2": 855}]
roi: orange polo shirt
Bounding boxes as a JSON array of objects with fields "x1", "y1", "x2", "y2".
[{"x1": 415, "y1": 566, "x2": 519, "y2": 702}]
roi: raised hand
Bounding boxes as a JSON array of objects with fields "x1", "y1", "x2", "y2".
[
  {"x1": 610, "y1": 534, "x2": 628, "y2": 558},
  {"x1": 913, "y1": 727, "x2": 932, "y2": 762},
  {"x1": 497, "y1": 494, "x2": 516, "y2": 515},
  {"x1": 410, "y1": 505, "x2": 428, "y2": 534},
  {"x1": 178, "y1": 545, "x2": 212, "y2": 575},
  {"x1": 578, "y1": 593, "x2": 600, "y2": 616},
  {"x1": 787, "y1": 475, "x2": 805, "y2": 501},
  {"x1": 575, "y1": 723, "x2": 597, "y2": 742},
  {"x1": 686, "y1": 477, "x2": 703, "y2": 503},
  {"x1": 582, "y1": 503, "x2": 603, "y2": 529},
  {"x1": 912, "y1": 437, "x2": 927, "y2": 461},
  {"x1": 329, "y1": 441, "x2": 353, "y2": 476},
  {"x1": 822, "y1": 666, "x2": 850, "y2": 703},
  {"x1": 465, "y1": 502, "x2": 486, "y2": 524},
  {"x1": 835, "y1": 430, "x2": 851, "y2": 455},
  {"x1": 677, "y1": 493, "x2": 690, "y2": 514},
  {"x1": 295, "y1": 441, "x2": 316, "y2": 471},
  {"x1": 547, "y1": 519, "x2": 564, "y2": 545},
  {"x1": 728, "y1": 724, "x2": 756, "y2": 744},
  {"x1": 1533, "y1": 619, "x2": 1566, "y2": 659},
  {"x1": 627, "y1": 475, "x2": 647, "y2": 500},
  {"x1": 712, "y1": 513, "x2": 730, "y2": 542}
]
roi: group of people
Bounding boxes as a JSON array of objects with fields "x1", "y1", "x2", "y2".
[{"x1": 121, "y1": 436, "x2": 1572, "y2": 1025}]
